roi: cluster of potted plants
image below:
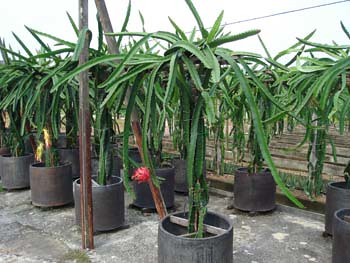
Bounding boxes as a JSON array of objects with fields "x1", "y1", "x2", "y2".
[
  {"x1": 272, "y1": 25, "x2": 350, "y2": 262},
  {"x1": 0, "y1": 30, "x2": 77, "y2": 206},
  {"x1": 1, "y1": 0, "x2": 349, "y2": 262}
]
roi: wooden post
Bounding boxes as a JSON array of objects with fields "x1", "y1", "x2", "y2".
[
  {"x1": 78, "y1": 0, "x2": 94, "y2": 249},
  {"x1": 94, "y1": 0, "x2": 167, "y2": 219}
]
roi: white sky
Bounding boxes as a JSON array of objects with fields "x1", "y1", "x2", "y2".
[{"x1": 1, "y1": 0, "x2": 349, "y2": 58}]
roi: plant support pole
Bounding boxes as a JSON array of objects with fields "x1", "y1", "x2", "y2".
[
  {"x1": 94, "y1": 0, "x2": 167, "y2": 219},
  {"x1": 78, "y1": 0, "x2": 94, "y2": 249}
]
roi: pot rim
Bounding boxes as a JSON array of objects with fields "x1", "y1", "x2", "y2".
[
  {"x1": 30, "y1": 161, "x2": 72, "y2": 169},
  {"x1": 74, "y1": 175, "x2": 123, "y2": 188},
  {"x1": 0, "y1": 153, "x2": 34, "y2": 159},
  {"x1": 159, "y1": 211, "x2": 233, "y2": 241},
  {"x1": 327, "y1": 181, "x2": 350, "y2": 192},
  {"x1": 57, "y1": 147, "x2": 79, "y2": 150},
  {"x1": 235, "y1": 167, "x2": 270, "y2": 176},
  {"x1": 334, "y1": 208, "x2": 350, "y2": 226},
  {"x1": 155, "y1": 165, "x2": 174, "y2": 171}
]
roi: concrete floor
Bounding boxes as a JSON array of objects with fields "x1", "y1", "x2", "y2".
[{"x1": 0, "y1": 187, "x2": 332, "y2": 263}]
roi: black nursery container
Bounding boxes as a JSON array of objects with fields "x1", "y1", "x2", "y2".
[
  {"x1": 30, "y1": 162, "x2": 73, "y2": 207},
  {"x1": 158, "y1": 211, "x2": 233, "y2": 263},
  {"x1": 233, "y1": 168, "x2": 276, "y2": 212},
  {"x1": 91, "y1": 143, "x2": 123, "y2": 178},
  {"x1": 74, "y1": 176, "x2": 125, "y2": 232},
  {"x1": 58, "y1": 148, "x2": 80, "y2": 179},
  {"x1": 0, "y1": 154, "x2": 34, "y2": 190},
  {"x1": 173, "y1": 158, "x2": 188, "y2": 193},
  {"x1": 325, "y1": 182, "x2": 350, "y2": 235},
  {"x1": 128, "y1": 147, "x2": 142, "y2": 163},
  {"x1": 0, "y1": 147, "x2": 9, "y2": 179},
  {"x1": 0, "y1": 147, "x2": 9, "y2": 156},
  {"x1": 133, "y1": 166, "x2": 175, "y2": 209},
  {"x1": 91, "y1": 155, "x2": 121, "y2": 178},
  {"x1": 332, "y1": 208, "x2": 350, "y2": 263}
]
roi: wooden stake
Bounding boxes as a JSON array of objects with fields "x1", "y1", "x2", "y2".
[
  {"x1": 169, "y1": 215, "x2": 226, "y2": 236},
  {"x1": 78, "y1": 0, "x2": 94, "y2": 249},
  {"x1": 131, "y1": 121, "x2": 167, "y2": 219}
]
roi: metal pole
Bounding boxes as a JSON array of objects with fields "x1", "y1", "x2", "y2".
[
  {"x1": 94, "y1": 0, "x2": 167, "y2": 219},
  {"x1": 78, "y1": 0, "x2": 94, "y2": 249}
]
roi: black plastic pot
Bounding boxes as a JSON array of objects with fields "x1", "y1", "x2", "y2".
[
  {"x1": 233, "y1": 168, "x2": 276, "y2": 212},
  {"x1": 158, "y1": 211, "x2": 233, "y2": 263},
  {"x1": 332, "y1": 208, "x2": 350, "y2": 262},
  {"x1": 29, "y1": 162, "x2": 73, "y2": 207},
  {"x1": 0, "y1": 154, "x2": 34, "y2": 190},
  {"x1": 91, "y1": 156, "x2": 121, "y2": 178},
  {"x1": 325, "y1": 182, "x2": 350, "y2": 235},
  {"x1": 74, "y1": 176, "x2": 125, "y2": 232},
  {"x1": 172, "y1": 159, "x2": 188, "y2": 194},
  {"x1": 172, "y1": 159, "x2": 206, "y2": 194},
  {"x1": 128, "y1": 147, "x2": 142, "y2": 163},
  {"x1": 24, "y1": 136, "x2": 34, "y2": 154},
  {"x1": 57, "y1": 133, "x2": 67, "y2": 148},
  {"x1": 58, "y1": 148, "x2": 80, "y2": 179},
  {"x1": 0, "y1": 147, "x2": 9, "y2": 179},
  {"x1": 90, "y1": 143, "x2": 122, "y2": 177},
  {"x1": 133, "y1": 166, "x2": 175, "y2": 209},
  {"x1": 0, "y1": 147, "x2": 9, "y2": 155}
]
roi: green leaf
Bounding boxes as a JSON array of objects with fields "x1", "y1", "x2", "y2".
[
  {"x1": 187, "y1": 98, "x2": 204, "y2": 189},
  {"x1": 274, "y1": 29, "x2": 316, "y2": 61},
  {"x1": 184, "y1": 0, "x2": 208, "y2": 38},
  {"x1": 66, "y1": 12, "x2": 79, "y2": 36},
  {"x1": 257, "y1": 35, "x2": 272, "y2": 59},
  {"x1": 0, "y1": 38, "x2": 9, "y2": 64},
  {"x1": 142, "y1": 65, "x2": 163, "y2": 187},
  {"x1": 207, "y1": 11, "x2": 224, "y2": 43},
  {"x1": 266, "y1": 58, "x2": 289, "y2": 71},
  {"x1": 218, "y1": 51, "x2": 306, "y2": 125},
  {"x1": 189, "y1": 27, "x2": 196, "y2": 42},
  {"x1": 97, "y1": 14, "x2": 104, "y2": 53},
  {"x1": 202, "y1": 91, "x2": 216, "y2": 125},
  {"x1": 262, "y1": 111, "x2": 287, "y2": 125},
  {"x1": 330, "y1": 73, "x2": 347, "y2": 119},
  {"x1": 182, "y1": 55, "x2": 203, "y2": 91},
  {"x1": 295, "y1": 56, "x2": 328, "y2": 73},
  {"x1": 341, "y1": 21, "x2": 350, "y2": 40},
  {"x1": 102, "y1": 63, "x2": 159, "y2": 108},
  {"x1": 31, "y1": 48, "x2": 75, "y2": 59},
  {"x1": 163, "y1": 54, "x2": 178, "y2": 107},
  {"x1": 117, "y1": 0, "x2": 132, "y2": 51},
  {"x1": 203, "y1": 46, "x2": 220, "y2": 83},
  {"x1": 297, "y1": 38, "x2": 350, "y2": 50},
  {"x1": 12, "y1": 32, "x2": 33, "y2": 57},
  {"x1": 25, "y1": 26, "x2": 52, "y2": 52},
  {"x1": 122, "y1": 76, "x2": 143, "y2": 199},
  {"x1": 72, "y1": 28, "x2": 91, "y2": 61},
  {"x1": 106, "y1": 31, "x2": 178, "y2": 44},
  {"x1": 168, "y1": 17, "x2": 188, "y2": 40},
  {"x1": 208, "y1": 29, "x2": 260, "y2": 48},
  {"x1": 0, "y1": 45, "x2": 30, "y2": 61},
  {"x1": 99, "y1": 33, "x2": 153, "y2": 89},
  {"x1": 165, "y1": 40, "x2": 212, "y2": 69},
  {"x1": 319, "y1": 58, "x2": 350, "y2": 111},
  {"x1": 339, "y1": 96, "x2": 350, "y2": 134},
  {"x1": 28, "y1": 28, "x2": 77, "y2": 48},
  {"x1": 51, "y1": 54, "x2": 123, "y2": 91},
  {"x1": 328, "y1": 137, "x2": 337, "y2": 163}
]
